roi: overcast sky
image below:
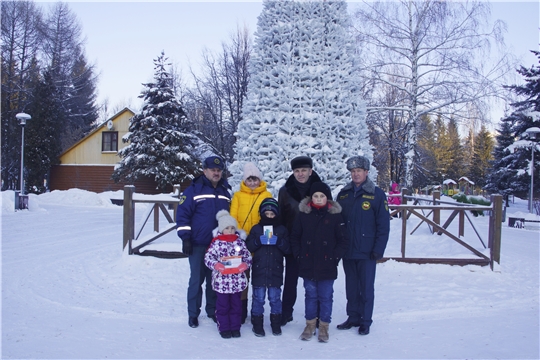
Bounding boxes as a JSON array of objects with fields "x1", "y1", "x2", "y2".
[{"x1": 40, "y1": 1, "x2": 539, "y2": 118}]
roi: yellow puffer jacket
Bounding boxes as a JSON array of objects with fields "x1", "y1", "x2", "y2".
[{"x1": 230, "y1": 180, "x2": 272, "y2": 234}]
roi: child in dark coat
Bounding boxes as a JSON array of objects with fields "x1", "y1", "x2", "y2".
[
  {"x1": 246, "y1": 198, "x2": 290, "y2": 337},
  {"x1": 289, "y1": 182, "x2": 348, "y2": 343},
  {"x1": 204, "y1": 210, "x2": 252, "y2": 339}
]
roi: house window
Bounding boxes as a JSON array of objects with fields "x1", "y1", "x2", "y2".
[{"x1": 102, "y1": 132, "x2": 118, "y2": 152}]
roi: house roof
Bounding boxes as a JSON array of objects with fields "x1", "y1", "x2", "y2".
[{"x1": 59, "y1": 107, "x2": 135, "y2": 157}]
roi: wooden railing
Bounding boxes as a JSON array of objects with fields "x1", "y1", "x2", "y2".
[
  {"x1": 122, "y1": 185, "x2": 186, "y2": 258},
  {"x1": 386, "y1": 190, "x2": 502, "y2": 270}
]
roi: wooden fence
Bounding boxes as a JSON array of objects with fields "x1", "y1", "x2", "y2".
[
  {"x1": 121, "y1": 185, "x2": 503, "y2": 269},
  {"x1": 386, "y1": 189, "x2": 502, "y2": 270},
  {"x1": 122, "y1": 185, "x2": 186, "y2": 258}
]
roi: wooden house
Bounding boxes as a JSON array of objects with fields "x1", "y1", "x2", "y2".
[
  {"x1": 458, "y1": 176, "x2": 475, "y2": 195},
  {"x1": 442, "y1": 179, "x2": 458, "y2": 196},
  {"x1": 49, "y1": 108, "x2": 172, "y2": 194}
]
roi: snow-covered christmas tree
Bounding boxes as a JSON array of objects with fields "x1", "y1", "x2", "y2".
[
  {"x1": 230, "y1": 0, "x2": 371, "y2": 194},
  {"x1": 112, "y1": 51, "x2": 200, "y2": 190}
]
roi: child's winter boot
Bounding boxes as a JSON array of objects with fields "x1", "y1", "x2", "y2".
[
  {"x1": 251, "y1": 314, "x2": 265, "y2": 337},
  {"x1": 270, "y1": 313, "x2": 282, "y2": 336}
]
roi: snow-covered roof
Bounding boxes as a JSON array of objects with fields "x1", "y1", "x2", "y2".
[
  {"x1": 443, "y1": 179, "x2": 457, "y2": 185},
  {"x1": 458, "y1": 176, "x2": 475, "y2": 185}
]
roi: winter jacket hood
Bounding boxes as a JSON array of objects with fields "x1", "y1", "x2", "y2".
[{"x1": 298, "y1": 197, "x2": 342, "y2": 215}]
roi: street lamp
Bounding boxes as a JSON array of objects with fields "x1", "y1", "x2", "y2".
[
  {"x1": 524, "y1": 127, "x2": 540, "y2": 213},
  {"x1": 16, "y1": 112, "x2": 31, "y2": 208}
]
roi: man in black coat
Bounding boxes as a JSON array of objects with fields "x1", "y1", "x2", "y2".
[{"x1": 277, "y1": 156, "x2": 322, "y2": 326}]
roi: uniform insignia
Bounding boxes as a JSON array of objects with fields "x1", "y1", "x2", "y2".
[
  {"x1": 362, "y1": 195, "x2": 374, "y2": 199},
  {"x1": 339, "y1": 194, "x2": 349, "y2": 200},
  {"x1": 214, "y1": 158, "x2": 221, "y2": 165},
  {"x1": 179, "y1": 195, "x2": 186, "y2": 205},
  {"x1": 362, "y1": 201, "x2": 371, "y2": 210}
]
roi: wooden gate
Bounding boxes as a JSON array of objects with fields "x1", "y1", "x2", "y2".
[{"x1": 386, "y1": 190, "x2": 502, "y2": 270}]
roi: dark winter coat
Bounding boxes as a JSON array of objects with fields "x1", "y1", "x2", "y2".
[
  {"x1": 176, "y1": 174, "x2": 231, "y2": 247},
  {"x1": 337, "y1": 177, "x2": 390, "y2": 260},
  {"x1": 278, "y1": 170, "x2": 322, "y2": 232},
  {"x1": 246, "y1": 223, "x2": 291, "y2": 288},
  {"x1": 289, "y1": 198, "x2": 349, "y2": 281}
]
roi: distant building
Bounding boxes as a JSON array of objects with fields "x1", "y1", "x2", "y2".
[{"x1": 49, "y1": 108, "x2": 173, "y2": 194}]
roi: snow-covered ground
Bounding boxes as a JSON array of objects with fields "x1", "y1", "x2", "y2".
[{"x1": 1, "y1": 189, "x2": 539, "y2": 359}]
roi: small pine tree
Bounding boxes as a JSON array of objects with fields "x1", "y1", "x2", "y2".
[
  {"x1": 470, "y1": 125, "x2": 494, "y2": 189},
  {"x1": 230, "y1": 0, "x2": 370, "y2": 193},
  {"x1": 484, "y1": 114, "x2": 521, "y2": 205},
  {"x1": 112, "y1": 51, "x2": 200, "y2": 190}
]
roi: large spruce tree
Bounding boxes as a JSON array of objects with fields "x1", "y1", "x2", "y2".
[
  {"x1": 112, "y1": 51, "x2": 200, "y2": 190},
  {"x1": 486, "y1": 50, "x2": 540, "y2": 205},
  {"x1": 230, "y1": 0, "x2": 370, "y2": 193}
]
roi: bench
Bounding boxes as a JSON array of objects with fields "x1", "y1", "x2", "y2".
[{"x1": 508, "y1": 217, "x2": 540, "y2": 228}]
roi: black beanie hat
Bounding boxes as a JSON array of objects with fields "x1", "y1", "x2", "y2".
[
  {"x1": 309, "y1": 182, "x2": 332, "y2": 200},
  {"x1": 290, "y1": 156, "x2": 313, "y2": 170},
  {"x1": 259, "y1": 197, "x2": 279, "y2": 217}
]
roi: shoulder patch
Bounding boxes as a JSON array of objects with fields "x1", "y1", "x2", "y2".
[
  {"x1": 362, "y1": 201, "x2": 371, "y2": 210},
  {"x1": 179, "y1": 195, "x2": 187, "y2": 205}
]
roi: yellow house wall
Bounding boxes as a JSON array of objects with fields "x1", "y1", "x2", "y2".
[{"x1": 59, "y1": 109, "x2": 133, "y2": 165}]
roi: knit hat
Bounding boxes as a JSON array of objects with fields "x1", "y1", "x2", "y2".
[
  {"x1": 203, "y1": 156, "x2": 225, "y2": 170},
  {"x1": 290, "y1": 156, "x2": 313, "y2": 170},
  {"x1": 346, "y1": 155, "x2": 370, "y2": 171},
  {"x1": 309, "y1": 182, "x2": 332, "y2": 200},
  {"x1": 216, "y1": 210, "x2": 237, "y2": 233},
  {"x1": 259, "y1": 197, "x2": 279, "y2": 217},
  {"x1": 242, "y1": 162, "x2": 262, "y2": 182}
]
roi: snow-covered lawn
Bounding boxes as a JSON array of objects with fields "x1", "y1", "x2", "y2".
[{"x1": 2, "y1": 189, "x2": 538, "y2": 359}]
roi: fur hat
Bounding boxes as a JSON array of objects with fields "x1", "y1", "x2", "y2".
[
  {"x1": 346, "y1": 155, "x2": 370, "y2": 171},
  {"x1": 203, "y1": 156, "x2": 225, "y2": 170},
  {"x1": 309, "y1": 182, "x2": 332, "y2": 200},
  {"x1": 259, "y1": 197, "x2": 279, "y2": 217},
  {"x1": 216, "y1": 210, "x2": 237, "y2": 233},
  {"x1": 242, "y1": 162, "x2": 262, "y2": 182},
  {"x1": 290, "y1": 156, "x2": 313, "y2": 170}
]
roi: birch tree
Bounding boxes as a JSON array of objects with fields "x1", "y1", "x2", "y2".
[{"x1": 352, "y1": 0, "x2": 511, "y2": 188}]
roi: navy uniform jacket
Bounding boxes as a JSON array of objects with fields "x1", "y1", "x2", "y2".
[
  {"x1": 176, "y1": 174, "x2": 231, "y2": 247},
  {"x1": 337, "y1": 177, "x2": 390, "y2": 260}
]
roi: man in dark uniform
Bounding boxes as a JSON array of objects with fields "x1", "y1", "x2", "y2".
[
  {"x1": 336, "y1": 155, "x2": 390, "y2": 335},
  {"x1": 176, "y1": 156, "x2": 232, "y2": 328},
  {"x1": 277, "y1": 156, "x2": 322, "y2": 326}
]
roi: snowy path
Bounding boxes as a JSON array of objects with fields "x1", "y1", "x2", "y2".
[{"x1": 2, "y1": 192, "x2": 539, "y2": 359}]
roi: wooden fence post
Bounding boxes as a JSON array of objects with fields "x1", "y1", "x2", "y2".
[
  {"x1": 489, "y1": 194, "x2": 503, "y2": 270},
  {"x1": 123, "y1": 185, "x2": 135, "y2": 252},
  {"x1": 433, "y1": 191, "x2": 440, "y2": 226},
  {"x1": 401, "y1": 188, "x2": 408, "y2": 258}
]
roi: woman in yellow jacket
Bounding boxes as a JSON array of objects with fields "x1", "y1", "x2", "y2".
[{"x1": 230, "y1": 162, "x2": 272, "y2": 323}]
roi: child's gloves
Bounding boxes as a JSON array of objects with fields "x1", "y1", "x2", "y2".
[
  {"x1": 214, "y1": 263, "x2": 226, "y2": 273},
  {"x1": 260, "y1": 235, "x2": 278, "y2": 245},
  {"x1": 237, "y1": 262, "x2": 248, "y2": 273}
]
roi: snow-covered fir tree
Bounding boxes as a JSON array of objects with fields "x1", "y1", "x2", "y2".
[
  {"x1": 112, "y1": 51, "x2": 200, "y2": 190},
  {"x1": 485, "y1": 50, "x2": 540, "y2": 206},
  {"x1": 230, "y1": 0, "x2": 371, "y2": 194}
]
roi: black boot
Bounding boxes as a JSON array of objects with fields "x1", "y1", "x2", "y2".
[
  {"x1": 241, "y1": 299, "x2": 248, "y2": 324},
  {"x1": 270, "y1": 314, "x2": 282, "y2": 336},
  {"x1": 251, "y1": 314, "x2": 265, "y2": 337}
]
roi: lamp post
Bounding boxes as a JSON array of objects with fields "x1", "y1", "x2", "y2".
[
  {"x1": 524, "y1": 127, "x2": 540, "y2": 213},
  {"x1": 16, "y1": 112, "x2": 31, "y2": 197}
]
